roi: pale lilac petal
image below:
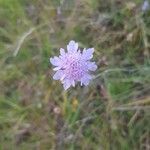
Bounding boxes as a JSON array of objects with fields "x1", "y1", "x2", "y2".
[
  {"x1": 53, "y1": 70, "x2": 64, "y2": 80},
  {"x1": 53, "y1": 67, "x2": 61, "y2": 71},
  {"x1": 80, "y1": 74, "x2": 92, "y2": 86},
  {"x1": 87, "y1": 62, "x2": 97, "y2": 71},
  {"x1": 72, "y1": 80, "x2": 75, "y2": 87},
  {"x1": 59, "y1": 55, "x2": 65, "y2": 60},
  {"x1": 82, "y1": 48, "x2": 94, "y2": 60},
  {"x1": 60, "y1": 74, "x2": 66, "y2": 81},
  {"x1": 67, "y1": 40, "x2": 78, "y2": 53},
  {"x1": 60, "y1": 48, "x2": 65, "y2": 56},
  {"x1": 63, "y1": 79, "x2": 72, "y2": 90},
  {"x1": 77, "y1": 49, "x2": 81, "y2": 54},
  {"x1": 50, "y1": 56, "x2": 62, "y2": 66}
]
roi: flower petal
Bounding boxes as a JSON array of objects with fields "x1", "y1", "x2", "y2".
[
  {"x1": 63, "y1": 79, "x2": 72, "y2": 90},
  {"x1": 53, "y1": 70, "x2": 64, "y2": 80},
  {"x1": 80, "y1": 74, "x2": 92, "y2": 86},
  {"x1": 53, "y1": 67, "x2": 61, "y2": 71},
  {"x1": 82, "y1": 48, "x2": 94, "y2": 60},
  {"x1": 72, "y1": 80, "x2": 75, "y2": 87},
  {"x1": 87, "y1": 62, "x2": 97, "y2": 71},
  {"x1": 67, "y1": 40, "x2": 78, "y2": 53},
  {"x1": 50, "y1": 56, "x2": 62, "y2": 66},
  {"x1": 60, "y1": 48, "x2": 66, "y2": 56}
]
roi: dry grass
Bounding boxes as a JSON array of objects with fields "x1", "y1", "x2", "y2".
[{"x1": 0, "y1": 0, "x2": 150, "y2": 149}]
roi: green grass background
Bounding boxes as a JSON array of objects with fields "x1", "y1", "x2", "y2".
[{"x1": 0, "y1": 0, "x2": 150, "y2": 149}]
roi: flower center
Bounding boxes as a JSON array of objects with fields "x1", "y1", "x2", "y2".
[{"x1": 65, "y1": 55, "x2": 87, "y2": 80}]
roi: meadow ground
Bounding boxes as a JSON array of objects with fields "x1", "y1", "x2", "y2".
[{"x1": 0, "y1": 0, "x2": 150, "y2": 149}]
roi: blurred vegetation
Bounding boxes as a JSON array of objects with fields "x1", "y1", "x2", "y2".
[{"x1": 0, "y1": 0, "x2": 150, "y2": 149}]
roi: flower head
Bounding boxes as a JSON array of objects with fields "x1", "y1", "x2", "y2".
[
  {"x1": 50, "y1": 40, "x2": 97, "y2": 90},
  {"x1": 142, "y1": 0, "x2": 149, "y2": 11}
]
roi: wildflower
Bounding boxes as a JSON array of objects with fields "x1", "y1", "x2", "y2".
[
  {"x1": 142, "y1": 0, "x2": 149, "y2": 11},
  {"x1": 50, "y1": 40, "x2": 97, "y2": 90}
]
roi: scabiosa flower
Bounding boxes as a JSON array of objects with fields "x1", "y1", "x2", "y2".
[
  {"x1": 142, "y1": 0, "x2": 149, "y2": 11},
  {"x1": 50, "y1": 40, "x2": 97, "y2": 90}
]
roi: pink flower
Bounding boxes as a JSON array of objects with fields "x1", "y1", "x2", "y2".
[{"x1": 50, "y1": 40, "x2": 97, "y2": 90}]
